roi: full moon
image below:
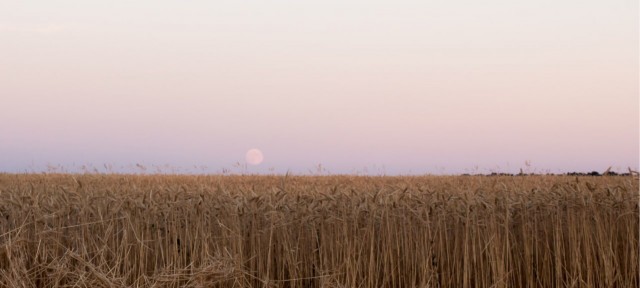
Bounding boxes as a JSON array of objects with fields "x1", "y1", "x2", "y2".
[{"x1": 245, "y1": 149, "x2": 264, "y2": 165}]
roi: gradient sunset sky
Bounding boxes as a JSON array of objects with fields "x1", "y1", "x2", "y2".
[{"x1": 1, "y1": 1, "x2": 638, "y2": 175}]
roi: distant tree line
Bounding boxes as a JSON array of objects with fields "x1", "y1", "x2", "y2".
[{"x1": 460, "y1": 167, "x2": 638, "y2": 177}]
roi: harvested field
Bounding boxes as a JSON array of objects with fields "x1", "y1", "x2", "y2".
[{"x1": 0, "y1": 174, "x2": 637, "y2": 287}]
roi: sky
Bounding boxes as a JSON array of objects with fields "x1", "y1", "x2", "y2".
[{"x1": 1, "y1": 0, "x2": 638, "y2": 175}]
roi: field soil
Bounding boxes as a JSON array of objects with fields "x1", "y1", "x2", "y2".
[{"x1": 0, "y1": 174, "x2": 637, "y2": 287}]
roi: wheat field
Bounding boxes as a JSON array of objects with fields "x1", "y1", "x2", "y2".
[{"x1": 0, "y1": 174, "x2": 637, "y2": 287}]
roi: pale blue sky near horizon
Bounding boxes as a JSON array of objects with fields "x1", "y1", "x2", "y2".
[{"x1": 1, "y1": 0, "x2": 638, "y2": 175}]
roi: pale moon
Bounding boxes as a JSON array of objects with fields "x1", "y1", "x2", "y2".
[{"x1": 245, "y1": 149, "x2": 264, "y2": 165}]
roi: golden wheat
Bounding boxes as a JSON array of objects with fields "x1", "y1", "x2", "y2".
[{"x1": 0, "y1": 174, "x2": 637, "y2": 287}]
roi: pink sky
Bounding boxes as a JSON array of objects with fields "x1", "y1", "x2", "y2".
[{"x1": 1, "y1": 1, "x2": 638, "y2": 174}]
